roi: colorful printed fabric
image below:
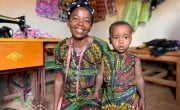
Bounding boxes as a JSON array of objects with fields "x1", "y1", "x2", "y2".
[
  {"x1": 115, "y1": 0, "x2": 127, "y2": 19},
  {"x1": 58, "y1": 0, "x2": 73, "y2": 22},
  {"x1": 90, "y1": 0, "x2": 106, "y2": 22},
  {"x1": 13, "y1": 27, "x2": 54, "y2": 38},
  {"x1": 102, "y1": 51, "x2": 139, "y2": 110},
  {"x1": 36, "y1": 0, "x2": 59, "y2": 19},
  {"x1": 106, "y1": 0, "x2": 117, "y2": 16},
  {"x1": 96, "y1": 0, "x2": 107, "y2": 15},
  {"x1": 55, "y1": 37, "x2": 110, "y2": 110}
]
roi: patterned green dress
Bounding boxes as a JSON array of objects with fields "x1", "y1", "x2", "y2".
[
  {"x1": 102, "y1": 51, "x2": 139, "y2": 110},
  {"x1": 55, "y1": 37, "x2": 109, "y2": 110}
]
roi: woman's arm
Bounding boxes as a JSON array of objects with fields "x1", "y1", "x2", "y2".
[{"x1": 54, "y1": 72, "x2": 63, "y2": 110}]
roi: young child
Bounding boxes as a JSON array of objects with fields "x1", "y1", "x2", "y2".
[{"x1": 93, "y1": 21, "x2": 145, "y2": 110}]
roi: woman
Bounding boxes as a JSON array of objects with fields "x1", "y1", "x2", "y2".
[{"x1": 54, "y1": 0, "x2": 110, "y2": 110}]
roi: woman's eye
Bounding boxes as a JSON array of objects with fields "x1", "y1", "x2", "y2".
[
  {"x1": 85, "y1": 20, "x2": 90, "y2": 23},
  {"x1": 72, "y1": 17, "x2": 78, "y2": 20},
  {"x1": 84, "y1": 19, "x2": 91, "y2": 24}
]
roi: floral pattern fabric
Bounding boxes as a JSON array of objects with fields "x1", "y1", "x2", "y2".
[{"x1": 36, "y1": 0, "x2": 59, "y2": 19}]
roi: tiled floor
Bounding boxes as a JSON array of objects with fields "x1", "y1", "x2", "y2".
[{"x1": 2, "y1": 82, "x2": 180, "y2": 110}]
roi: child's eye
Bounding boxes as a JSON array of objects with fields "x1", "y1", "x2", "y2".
[
  {"x1": 112, "y1": 36, "x2": 119, "y2": 40},
  {"x1": 124, "y1": 36, "x2": 129, "y2": 39},
  {"x1": 123, "y1": 35, "x2": 130, "y2": 40}
]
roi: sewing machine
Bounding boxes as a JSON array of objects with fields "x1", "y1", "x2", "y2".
[{"x1": 0, "y1": 15, "x2": 27, "y2": 37}]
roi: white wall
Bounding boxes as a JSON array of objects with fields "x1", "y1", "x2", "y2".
[
  {"x1": 91, "y1": 0, "x2": 180, "y2": 46},
  {"x1": 0, "y1": 0, "x2": 70, "y2": 38},
  {"x1": 0, "y1": 0, "x2": 180, "y2": 47}
]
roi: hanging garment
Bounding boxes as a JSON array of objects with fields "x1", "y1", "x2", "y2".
[
  {"x1": 58, "y1": 0, "x2": 73, "y2": 22},
  {"x1": 36, "y1": 0, "x2": 59, "y2": 19},
  {"x1": 115, "y1": 0, "x2": 127, "y2": 19},
  {"x1": 105, "y1": 0, "x2": 117, "y2": 16},
  {"x1": 90, "y1": 0, "x2": 107, "y2": 22},
  {"x1": 139, "y1": 0, "x2": 152, "y2": 23},
  {"x1": 96, "y1": 0, "x2": 107, "y2": 16},
  {"x1": 121, "y1": 0, "x2": 142, "y2": 31}
]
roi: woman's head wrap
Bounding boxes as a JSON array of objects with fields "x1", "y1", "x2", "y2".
[{"x1": 67, "y1": 0, "x2": 94, "y2": 25}]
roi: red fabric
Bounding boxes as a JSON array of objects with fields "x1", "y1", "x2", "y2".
[{"x1": 106, "y1": 0, "x2": 117, "y2": 16}]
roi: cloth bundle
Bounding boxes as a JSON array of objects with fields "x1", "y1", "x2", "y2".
[{"x1": 141, "y1": 39, "x2": 180, "y2": 56}]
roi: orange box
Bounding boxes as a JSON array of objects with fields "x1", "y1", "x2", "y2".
[{"x1": 0, "y1": 41, "x2": 43, "y2": 70}]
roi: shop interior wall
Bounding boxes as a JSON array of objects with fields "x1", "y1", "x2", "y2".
[{"x1": 0, "y1": 0, "x2": 180, "y2": 47}]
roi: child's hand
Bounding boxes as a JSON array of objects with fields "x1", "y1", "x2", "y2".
[{"x1": 138, "y1": 98, "x2": 145, "y2": 110}]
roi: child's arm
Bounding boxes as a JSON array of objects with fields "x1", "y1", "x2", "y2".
[{"x1": 135, "y1": 58, "x2": 145, "y2": 110}]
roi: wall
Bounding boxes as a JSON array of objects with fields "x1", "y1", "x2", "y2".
[
  {"x1": 91, "y1": 0, "x2": 180, "y2": 46},
  {"x1": 0, "y1": 0, "x2": 180, "y2": 47},
  {"x1": 0, "y1": 0, "x2": 70, "y2": 38}
]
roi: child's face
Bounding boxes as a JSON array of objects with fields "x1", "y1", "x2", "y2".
[
  {"x1": 109, "y1": 25, "x2": 132, "y2": 53},
  {"x1": 67, "y1": 7, "x2": 92, "y2": 40}
]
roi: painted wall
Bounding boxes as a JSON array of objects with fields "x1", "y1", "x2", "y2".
[{"x1": 0, "y1": 0, "x2": 180, "y2": 47}]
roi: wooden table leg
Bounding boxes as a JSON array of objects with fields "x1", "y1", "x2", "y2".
[
  {"x1": 176, "y1": 62, "x2": 180, "y2": 102},
  {"x1": 32, "y1": 69, "x2": 39, "y2": 107},
  {"x1": 32, "y1": 67, "x2": 46, "y2": 109},
  {"x1": 41, "y1": 67, "x2": 46, "y2": 103},
  {"x1": 40, "y1": 67, "x2": 46, "y2": 109}
]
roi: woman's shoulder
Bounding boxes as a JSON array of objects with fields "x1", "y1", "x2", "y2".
[
  {"x1": 103, "y1": 51, "x2": 116, "y2": 60},
  {"x1": 55, "y1": 38, "x2": 68, "y2": 48},
  {"x1": 92, "y1": 36, "x2": 108, "y2": 44},
  {"x1": 90, "y1": 37, "x2": 110, "y2": 54},
  {"x1": 91, "y1": 36, "x2": 110, "y2": 49}
]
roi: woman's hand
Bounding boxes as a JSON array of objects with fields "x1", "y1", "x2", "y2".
[{"x1": 87, "y1": 92, "x2": 101, "y2": 102}]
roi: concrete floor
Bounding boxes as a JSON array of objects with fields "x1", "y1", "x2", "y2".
[
  {"x1": 145, "y1": 82, "x2": 180, "y2": 110},
  {"x1": 2, "y1": 82, "x2": 180, "y2": 110}
]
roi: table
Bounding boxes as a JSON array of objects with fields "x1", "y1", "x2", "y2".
[
  {"x1": 0, "y1": 38, "x2": 60, "y2": 109},
  {"x1": 129, "y1": 47, "x2": 180, "y2": 102}
]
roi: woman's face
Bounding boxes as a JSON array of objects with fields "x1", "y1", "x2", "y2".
[{"x1": 67, "y1": 7, "x2": 92, "y2": 40}]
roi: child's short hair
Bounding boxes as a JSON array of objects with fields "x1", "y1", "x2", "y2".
[{"x1": 109, "y1": 21, "x2": 133, "y2": 35}]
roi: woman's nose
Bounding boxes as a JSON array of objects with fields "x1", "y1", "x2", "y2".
[{"x1": 77, "y1": 19, "x2": 83, "y2": 26}]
